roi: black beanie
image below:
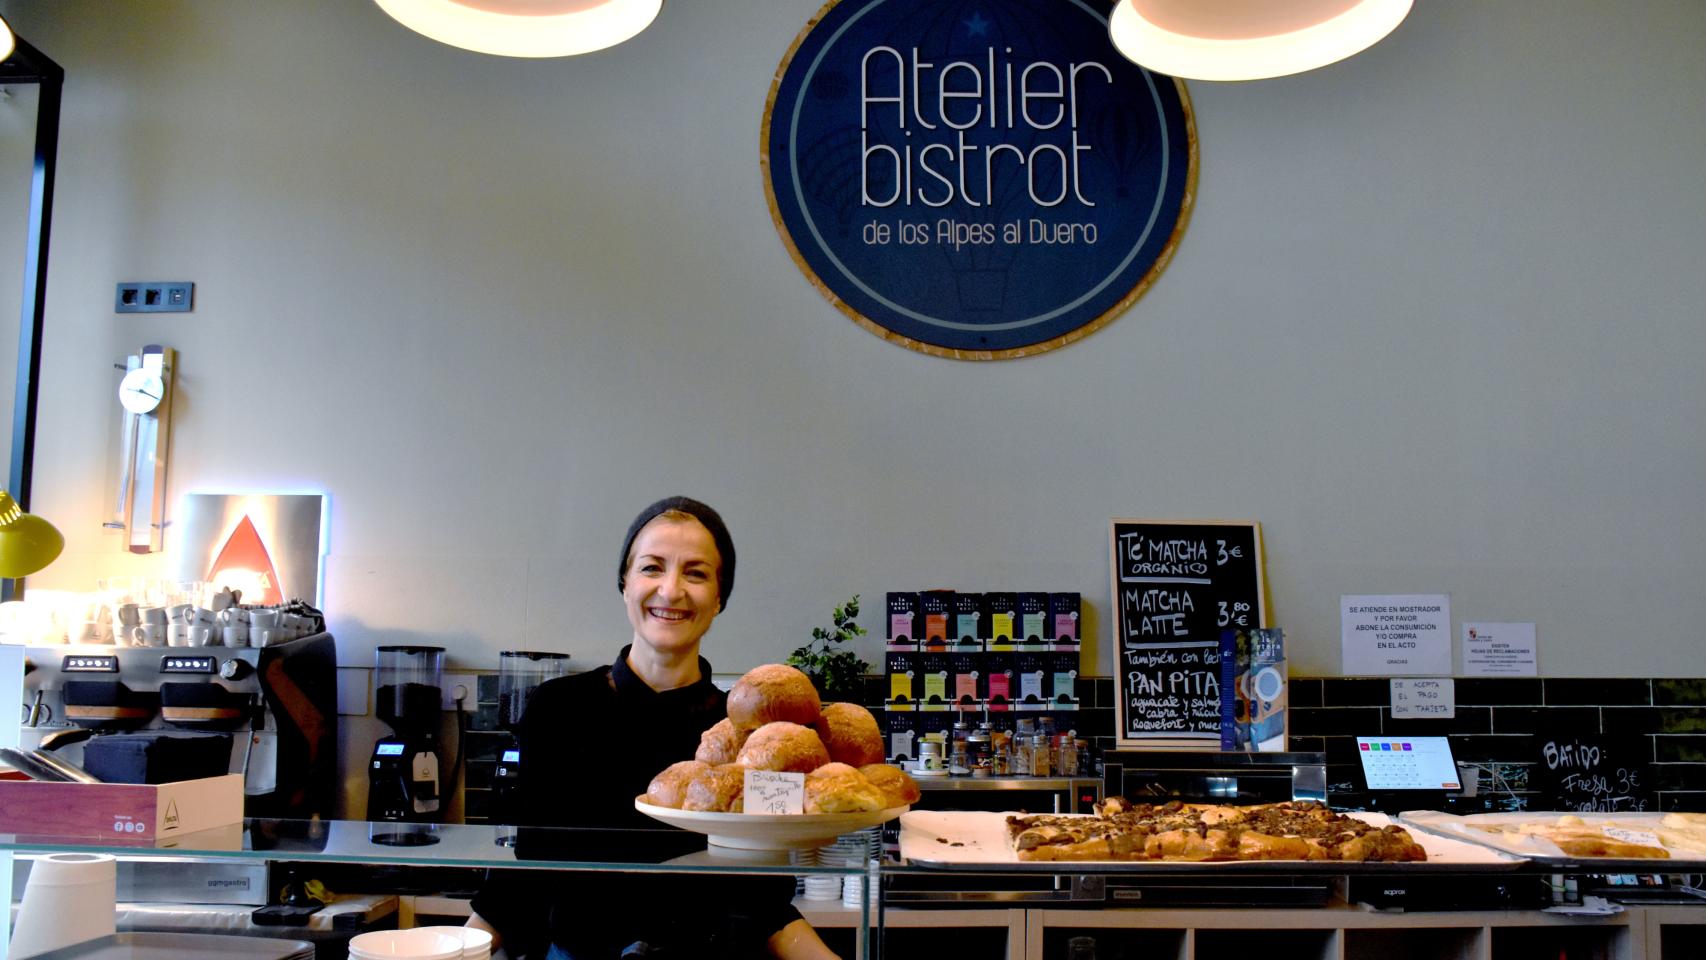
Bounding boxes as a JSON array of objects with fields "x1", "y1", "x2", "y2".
[{"x1": 617, "y1": 496, "x2": 736, "y2": 611}]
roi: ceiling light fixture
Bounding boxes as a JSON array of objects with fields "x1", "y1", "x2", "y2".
[
  {"x1": 1108, "y1": 0, "x2": 1412, "y2": 82},
  {"x1": 0, "y1": 15, "x2": 15, "y2": 62},
  {"x1": 373, "y1": 0, "x2": 663, "y2": 58}
]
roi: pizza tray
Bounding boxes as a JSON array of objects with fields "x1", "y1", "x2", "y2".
[
  {"x1": 1399, "y1": 810, "x2": 1706, "y2": 870},
  {"x1": 898, "y1": 810, "x2": 1527, "y2": 873}
]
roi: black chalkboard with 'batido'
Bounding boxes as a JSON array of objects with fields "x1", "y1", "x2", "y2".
[
  {"x1": 1109, "y1": 519, "x2": 1266, "y2": 749},
  {"x1": 1527, "y1": 734, "x2": 1655, "y2": 813}
]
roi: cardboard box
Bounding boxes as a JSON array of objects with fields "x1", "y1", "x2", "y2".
[
  {"x1": 984, "y1": 593, "x2": 1018, "y2": 645},
  {"x1": 952, "y1": 592, "x2": 984, "y2": 643},
  {"x1": 0, "y1": 773, "x2": 243, "y2": 841},
  {"x1": 1017, "y1": 593, "x2": 1049, "y2": 644},
  {"x1": 886, "y1": 592, "x2": 919, "y2": 643},
  {"x1": 918, "y1": 592, "x2": 954, "y2": 645}
]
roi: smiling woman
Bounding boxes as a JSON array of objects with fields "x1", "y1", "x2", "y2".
[{"x1": 465, "y1": 496, "x2": 841, "y2": 959}]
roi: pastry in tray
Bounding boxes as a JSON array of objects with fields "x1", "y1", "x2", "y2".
[
  {"x1": 1006, "y1": 799, "x2": 1427, "y2": 863},
  {"x1": 1470, "y1": 813, "x2": 1706, "y2": 859}
]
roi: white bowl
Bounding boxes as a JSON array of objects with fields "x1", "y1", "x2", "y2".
[
  {"x1": 414, "y1": 925, "x2": 492, "y2": 959},
  {"x1": 633, "y1": 797, "x2": 908, "y2": 851},
  {"x1": 348, "y1": 927, "x2": 464, "y2": 959}
]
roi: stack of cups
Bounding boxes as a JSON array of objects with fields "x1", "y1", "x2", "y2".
[
  {"x1": 346, "y1": 928, "x2": 464, "y2": 959},
  {"x1": 10, "y1": 853, "x2": 117, "y2": 958}
]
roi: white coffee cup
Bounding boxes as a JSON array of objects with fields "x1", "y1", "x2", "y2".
[
  {"x1": 133, "y1": 623, "x2": 167, "y2": 647},
  {"x1": 223, "y1": 624, "x2": 250, "y2": 648},
  {"x1": 189, "y1": 624, "x2": 216, "y2": 647},
  {"x1": 166, "y1": 603, "x2": 196, "y2": 624},
  {"x1": 116, "y1": 603, "x2": 140, "y2": 628},
  {"x1": 249, "y1": 610, "x2": 279, "y2": 631},
  {"x1": 167, "y1": 623, "x2": 193, "y2": 647},
  {"x1": 254, "y1": 627, "x2": 280, "y2": 647}
]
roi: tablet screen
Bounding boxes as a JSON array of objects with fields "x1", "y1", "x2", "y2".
[{"x1": 1357, "y1": 736, "x2": 1461, "y2": 790}]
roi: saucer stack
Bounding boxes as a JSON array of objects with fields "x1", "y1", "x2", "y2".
[{"x1": 347, "y1": 928, "x2": 464, "y2": 960}]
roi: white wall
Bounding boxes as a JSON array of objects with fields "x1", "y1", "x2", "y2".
[{"x1": 7, "y1": 0, "x2": 1706, "y2": 684}]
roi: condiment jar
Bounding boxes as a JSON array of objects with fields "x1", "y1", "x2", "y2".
[
  {"x1": 918, "y1": 739, "x2": 945, "y2": 773},
  {"x1": 1030, "y1": 733, "x2": 1052, "y2": 777},
  {"x1": 990, "y1": 730, "x2": 1012, "y2": 776},
  {"x1": 967, "y1": 726, "x2": 992, "y2": 776},
  {"x1": 1056, "y1": 734, "x2": 1078, "y2": 777}
]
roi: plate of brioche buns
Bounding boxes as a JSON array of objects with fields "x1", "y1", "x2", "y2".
[{"x1": 635, "y1": 664, "x2": 919, "y2": 850}]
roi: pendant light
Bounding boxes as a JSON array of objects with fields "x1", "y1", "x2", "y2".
[
  {"x1": 0, "y1": 15, "x2": 14, "y2": 62},
  {"x1": 0, "y1": 491, "x2": 63, "y2": 579},
  {"x1": 374, "y1": 0, "x2": 663, "y2": 58},
  {"x1": 1108, "y1": 0, "x2": 1412, "y2": 82}
]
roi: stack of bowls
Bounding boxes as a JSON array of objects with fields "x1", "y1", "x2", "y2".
[
  {"x1": 789, "y1": 845, "x2": 819, "y2": 897},
  {"x1": 347, "y1": 928, "x2": 467, "y2": 960}
]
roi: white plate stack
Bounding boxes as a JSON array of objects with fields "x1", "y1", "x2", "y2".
[
  {"x1": 789, "y1": 846, "x2": 819, "y2": 896},
  {"x1": 347, "y1": 928, "x2": 465, "y2": 960}
]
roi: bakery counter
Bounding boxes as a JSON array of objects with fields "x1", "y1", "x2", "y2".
[{"x1": 0, "y1": 818, "x2": 878, "y2": 878}]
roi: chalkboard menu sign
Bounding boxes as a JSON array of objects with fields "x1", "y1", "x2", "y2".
[
  {"x1": 1528, "y1": 735, "x2": 1655, "y2": 813},
  {"x1": 1110, "y1": 519, "x2": 1266, "y2": 748}
]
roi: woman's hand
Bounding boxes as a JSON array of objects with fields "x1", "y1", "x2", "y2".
[{"x1": 768, "y1": 918, "x2": 842, "y2": 960}]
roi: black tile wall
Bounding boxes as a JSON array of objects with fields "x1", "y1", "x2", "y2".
[
  {"x1": 1544, "y1": 678, "x2": 1651, "y2": 706},
  {"x1": 1454, "y1": 678, "x2": 1542, "y2": 706},
  {"x1": 846, "y1": 673, "x2": 1706, "y2": 812},
  {"x1": 1655, "y1": 680, "x2": 1706, "y2": 706}
]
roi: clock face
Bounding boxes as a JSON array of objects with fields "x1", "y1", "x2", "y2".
[{"x1": 118, "y1": 369, "x2": 164, "y2": 414}]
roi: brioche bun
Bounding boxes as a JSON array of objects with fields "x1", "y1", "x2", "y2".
[
  {"x1": 858, "y1": 763, "x2": 921, "y2": 807},
  {"x1": 727, "y1": 664, "x2": 822, "y2": 731},
  {"x1": 735, "y1": 721, "x2": 831, "y2": 773},
  {"x1": 806, "y1": 765, "x2": 887, "y2": 814},
  {"x1": 695, "y1": 717, "x2": 749, "y2": 766},
  {"x1": 682, "y1": 762, "x2": 748, "y2": 812},
  {"x1": 814, "y1": 702, "x2": 886, "y2": 768},
  {"x1": 645, "y1": 760, "x2": 709, "y2": 809}
]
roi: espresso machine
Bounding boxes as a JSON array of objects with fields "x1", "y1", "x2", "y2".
[
  {"x1": 366, "y1": 645, "x2": 445, "y2": 826},
  {"x1": 17, "y1": 632, "x2": 339, "y2": 818},
  {"x1": 492, "y1": 650, "x2": 570, "y2": 825}
]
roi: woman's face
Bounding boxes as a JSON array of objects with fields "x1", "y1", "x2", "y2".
[{"x1": 623, "y1": 517, "x2": 722, "y2": 658}]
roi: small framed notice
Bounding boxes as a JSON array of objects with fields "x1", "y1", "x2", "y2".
[
  {"x1": 744, "y1": 770, "x2": 805, "y2": 815},
  {"x1": 1462, "y1": 622, "x2": 1537, "y2": 676}
]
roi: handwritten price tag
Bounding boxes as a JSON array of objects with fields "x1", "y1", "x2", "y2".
[
  {"x1": 744, "y1": 770, "x2": 805, "y2": 815},
  {"x1": 1602, "y1": 826, "x2": 1662, "y2": 847}
]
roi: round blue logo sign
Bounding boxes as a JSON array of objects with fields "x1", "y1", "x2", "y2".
[{"x1": 764, "y1": 0, "x2": 1197, "y2": 359}]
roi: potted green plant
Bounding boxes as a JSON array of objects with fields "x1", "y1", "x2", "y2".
[{"x1": 787, "y1": 594, "x2": 871, "y2": 700}]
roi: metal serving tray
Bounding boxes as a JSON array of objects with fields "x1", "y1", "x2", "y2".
[
  {"x1": 897, "y1": 810, "x2": 1526, "y2": 873},
  {"x1": 1399, "y1": 810, "x2": 1706, "y2": 870}
]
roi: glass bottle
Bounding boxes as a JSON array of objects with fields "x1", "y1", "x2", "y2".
[
  {"x1": 1030, "y1": 733, "x2": 1052, "y2": 777},
  {"x1": 1056, "y1": 734, "x2": 1078, "y2": 777},
  {"x1": 1013, "y1": 719, "x2": 1035, "y2": 775}
]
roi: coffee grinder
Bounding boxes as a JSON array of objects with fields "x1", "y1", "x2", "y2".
[
  {"x1": 367, "y1": 644, "x2": 445, "y2": 829},
  {"x1": 492, "y1": 650, "x2": 570, "y2": 828}
]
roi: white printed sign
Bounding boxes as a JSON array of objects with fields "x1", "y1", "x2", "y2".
[
  {"x1": 1390, "y1": 678, "x2": 1455, "y2": 719},
  {"x1": 1341, "y1": 594, "x2": 1452, "y2": 675},
  {"x1": 1462, "y1": 622, "x2": 1537, "y2": 676},
  {"x1": 743, "y1": 770, "x2": 805, "y2": 815}
]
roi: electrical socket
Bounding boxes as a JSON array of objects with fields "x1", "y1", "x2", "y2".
[
  {"x1": 116, "y1": 281, "x2": 194, "y2": 313},
  {"x1": 442, "y1": 672, "x2": 477, "y2": 711}
]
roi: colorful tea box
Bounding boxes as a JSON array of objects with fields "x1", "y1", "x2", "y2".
[
  {"x1": 918, "y1": 652, "x2": 953, "y2": 708},
  {"x1": 885, "y1": 650, "x2": 917, "y2": 706},
  {"x1": 1017, "y1": 593, "x2": 1049, "y2": 645},
  {"x1": 918, "y1": 591, "x2": 954, "y2": 645},
  {"x1": 886, "y1": 712, "x2": 917, "y2": 762},
  {"x1": 1048, "y1": 592, "x2": 1081, "y2": 644},
  {"x1": 1048, "y1": 650, "x2": 1080, "y2": 707},
  {"x1": 985, "y1": 593, "x2": 1018, "y2": 645},
  {"x1": 1015, "y1": 652, "x2": 1049, "y2": 707},
  {"x1": 952, "y1": 592, "x2": 984, "y2": 643},
  {"x1": 984, "y1": 651, "x2": 1014, "y2": 709},
  {"x1": 886, "y1": 592, "x2": 919, "y2": 644},
  {"x1": 949, "y1": 650, "x2": 982, "y2": 707}
]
